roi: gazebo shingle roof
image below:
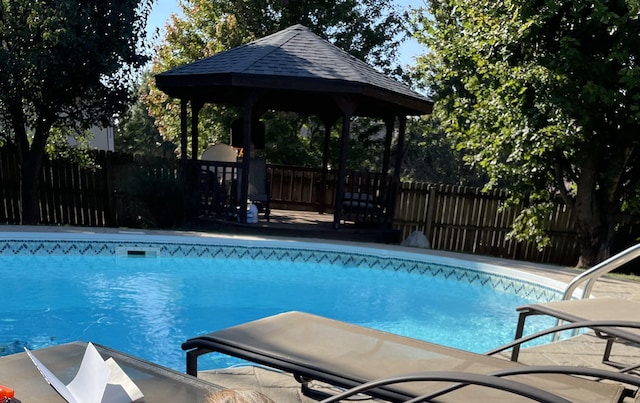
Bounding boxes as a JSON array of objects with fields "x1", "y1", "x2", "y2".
[{"x1": 156, "y1": 24, "x2": 432, "y2": 117}]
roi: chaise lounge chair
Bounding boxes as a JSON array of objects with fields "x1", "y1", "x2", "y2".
[
  {"x1": 1, "y1": 341, "x2": 223, "y2": 402},
  {"x1": 507, "y1": 297, "x2": 640, "y2": 368},
  {"x1": 181, "y1": 311, "x2": 640, "y2": 402}
]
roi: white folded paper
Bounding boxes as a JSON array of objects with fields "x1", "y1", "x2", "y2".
[{"x1": 24, "y1": 342, "x2": 144, "y2": 403}]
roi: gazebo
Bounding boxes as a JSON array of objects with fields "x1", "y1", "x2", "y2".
[{"x1": 155, "y1": 24, "x2": 433, "y2": 228}]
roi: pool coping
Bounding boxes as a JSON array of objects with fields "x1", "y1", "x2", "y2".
[
  {"x1": 0, "y1": 224, "x2": 582, "y2": 298},
  {"x1": 7, "y1": 225, "x2": 640, "y2": 303}
]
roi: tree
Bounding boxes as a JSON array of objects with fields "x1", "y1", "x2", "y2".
[
  {"x1": 145, "y1": 0, "x2": 407, "y2": 163},
  {"x1": 401, "y1": 116, "x2": 488, "y2": 186},
  {"x1": 413, "y1": 0, "x2": 640, "y2": 267},
  {"x1": 116, "y1": 73, "x2": 165, "y2": 157},
  {"x1": 0, "y1": 0, "x2": 152, "y2": 224}
]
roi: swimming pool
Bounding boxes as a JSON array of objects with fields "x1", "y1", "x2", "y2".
[{"x1": 0, "y1": 229, "x2": 565, "y2": 371}]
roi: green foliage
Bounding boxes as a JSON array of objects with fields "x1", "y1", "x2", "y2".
[
  {"x1": 116, "y1": 101, "x2": 164, "y2": 156},
  {"x1": 413, "y1": 0, "x2": 640, "y2": 265},
  {"x1": 509, "y1": 197, "x2": 555, "y2": 248},
  {"x1": 146, "y1": 0, "x2": 406, "y2": 164},
  {"x1": 45, "y1": 127, "x2": 98, "y2": 170},
  {"x1": 115, "y1": 157, "x2": 186, "y2": 228},
  {"x1": 0, "y1": 0, "x2": 153, "y2": 223},
  {"x1": 0, "y1": 0, "x2": 152, "y2": 137},
  {"x1": 262, "y1": 112, "x2": 320, "y2": 166},
  {"x1": 402, "y1": 116, "x2": 488, "y2": 185},
  {"x1": 222, "y1": 0, "x2": 406, "y2": 73},
  {"x1": 347, "y1": 118, "x2": 386, "y2": 171},
  {"x1": 261, "y1": 114, "x2": 389, "y2": 170},
  {"x1": 133, "y1": 170, "x2": 187, "y2": 229},
  {"x1": 116, "y1": 73, "x2": 165, "y2": 156}
]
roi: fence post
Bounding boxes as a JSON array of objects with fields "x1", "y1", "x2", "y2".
[
  {"x1": 424, "y1": 184, "x2": 436, "y2": 242},
  {"x1": 104, "y1": 151, "x2": 116, "y2": 226}
]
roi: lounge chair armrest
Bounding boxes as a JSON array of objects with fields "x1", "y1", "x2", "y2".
[
  {"x1": 411, "y1": 364, "x2": 640, "y2": 402},
  {"x1": 484, "y1": 320, "x2": 640, "y2": 357},
  {"x1": 489, "y1": 365, "x2": 640, "y2": 387},
  {"x1": 319, "y1": 371, "x2": 570, "y2": 403}
]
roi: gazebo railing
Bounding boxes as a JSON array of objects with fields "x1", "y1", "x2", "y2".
[
  {"x1": 268, "y1": 163, "x2": 334, "y2": 211},
  {"x1": 194, "y1": 160, "x2": 240, "y2": 219},
  {"x1": 341, "y1": 170, "x2": 396, "y2": 225},
  {"x1": 190, "y1": 160, "x2": 395, "y2": 226}
]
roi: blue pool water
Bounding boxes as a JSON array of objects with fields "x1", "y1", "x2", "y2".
[{"x1": 0, "y1": 235, "x2": 561, "y2": 372}]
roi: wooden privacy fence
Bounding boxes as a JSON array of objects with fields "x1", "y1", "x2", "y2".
[
  {"x1": 0, "y1": 150, "x2": 183, "y2": 228},
  {"x1": 0, "y1": 147, "x2": 581, "y2": 265},
  {"x1": 394, "y1": 182, "x2": 580, "y2": 265}
]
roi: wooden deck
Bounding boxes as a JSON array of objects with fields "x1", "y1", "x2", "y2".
[{"x1": 196, "y1": 209, "x2": 402, "y2": 244}]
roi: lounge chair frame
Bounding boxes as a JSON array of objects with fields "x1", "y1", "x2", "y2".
[
  {"x1": 510, "y1": 298, "x2": 640, "y2": 368},
  {"x1": 320, "y1": 365, "x2": 640, "y2": 403},
  {"x1": 182, "y1": 311, "x2": 634, "y2": 402},
  {"x1": 321, "y1": 371, "x2": 572, "y2": 403}
]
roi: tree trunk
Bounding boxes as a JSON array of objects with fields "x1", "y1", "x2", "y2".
[
  {"x1": 575, "y1": 232, "x2": 609, "y2": 268},
  {"x1": 19, "y1": 156, "x2": 41, "y2": 225},
  {"x1": 17, "y1": 122, "x2": 50, "y2": 225},
  {"x1": 572, "y1": 159, "x2": 611, "y2": 268}
]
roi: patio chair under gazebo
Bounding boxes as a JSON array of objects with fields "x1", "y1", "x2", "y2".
[{"x1": 155, "y1": 24, "x2": 433, "y2": 228}]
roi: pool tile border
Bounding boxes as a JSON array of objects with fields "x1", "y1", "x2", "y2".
[{"x1": 0, "y1": 239, "x2": 561, "y2": 302}]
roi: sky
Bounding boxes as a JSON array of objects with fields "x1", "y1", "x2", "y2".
[{"x1": 145, "y1": 0, "x2": 427, "y2": 67}]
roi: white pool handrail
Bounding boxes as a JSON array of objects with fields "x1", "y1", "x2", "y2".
[{"x1": 562, "y1": 243, "x2": 640, "y2": 300}]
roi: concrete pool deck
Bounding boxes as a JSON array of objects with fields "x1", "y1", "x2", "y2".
[{"x1": 2, "y1": 225, "x2": 640, "y2": 401}]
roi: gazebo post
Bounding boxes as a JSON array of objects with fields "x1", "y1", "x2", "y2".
[
  {"x1": 333, "y1": 98, "x2": 357, "y2": 229},
  {"x1": 238, "y1": 93, "x2": 262, "y2": 223},
  {"x1": 319, "y1": 116, "x2": 336, "y2": 214},
  {"x1": 190, "y1": 100, "x2": 203, "y2": 161},
  {"x1": 394, "y1": 116, "x2": 407, "y2": 178},
  {"x1": 382, "y1": 116, "x2": 395, "y2": 175},
  {"x1": 180, "y1": 99, "x2": 188, "y2": 161},
  {"x1": 239, "y1": 109, "x2": 252, "y2": 223},
  {"x1": 182, "y1": 98, "x2": 202, "y2": 221},
  {"x1": 387, "y1": 115, "x2": 408, "y2": 222}
]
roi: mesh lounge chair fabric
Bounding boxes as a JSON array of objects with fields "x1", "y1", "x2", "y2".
[
  {"x1": 1, "y1": 342, "x2": 223, "y2": 402},
  {"x1": 182, "y1": 311, "x2": 628, "y2": 402},
  {"x1": 511, "y1": 297, "x2": 640, "y2": 363}
]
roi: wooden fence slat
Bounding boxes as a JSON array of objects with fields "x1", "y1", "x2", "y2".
[{"x1": 0, "y1": 149, "x2": 20, "y2": 223}]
